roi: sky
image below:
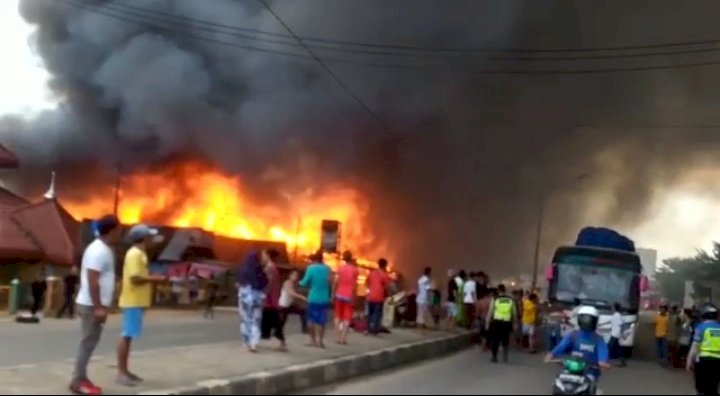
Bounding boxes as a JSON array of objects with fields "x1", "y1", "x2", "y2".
[
  {"x1": 0, "y1": 0, "x2": 53, "y2": 114},
  {"x1": 0, "y1": 0, "x2": 718, "y2": 267}
]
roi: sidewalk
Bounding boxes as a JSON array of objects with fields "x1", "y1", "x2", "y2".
[{"x1": 0, "y1": 328, "x2": 471, "y2": 395}]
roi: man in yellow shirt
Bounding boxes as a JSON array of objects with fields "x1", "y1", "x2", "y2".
[
  {"x1": 116, "y1": 224, "x2": 164, "y2": 387},
  {"x1": 655, "y1": 304, "x2": 670, "y2": 366},
  {"x1": 521, "y1": 292, "x2": 539, "y2": 353}
]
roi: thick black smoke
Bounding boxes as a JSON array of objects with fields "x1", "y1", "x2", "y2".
[{"x1": 4, "y1": 0, "x2": 720, "y2": 278}]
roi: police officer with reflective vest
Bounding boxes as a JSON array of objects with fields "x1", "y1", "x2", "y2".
[
  {"x1": 687, "y1": 304, "x2": 720, "y2": 395},
  {"x1": 485, "y1": 284, "x2": 517, "y2": 363}
]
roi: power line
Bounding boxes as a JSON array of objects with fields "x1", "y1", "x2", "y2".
[
  {"x1": 71, "y1": 0, "x2": 720, "y2": 55},
  {"x1": 69, "y1": 0, "x2": 720, "y2": 62},
  {"x1": 59, "y1": 0, "x2": 720, "y2": 75},
  {"x1": 254, "y1": 0, "x2": 383, "y2": 123},
  {"x1": 61, "y1": 0, "x2": 312, "y2": 59}
]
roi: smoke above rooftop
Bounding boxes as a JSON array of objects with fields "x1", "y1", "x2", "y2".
[{"x1": 3, "y1": 0, "x2": 720, "y2": 277}]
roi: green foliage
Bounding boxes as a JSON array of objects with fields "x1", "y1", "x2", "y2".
[{"x1": 656, "y1": 242, "x2": 720, "y2": 303}]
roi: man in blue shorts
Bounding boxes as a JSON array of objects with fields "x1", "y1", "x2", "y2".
[
  {"x1": 300, "y1": 251, "x2": 332, "y2": 348},
  {"x1": 116, "y1": 225, "x2": 164, "y2": 387}
]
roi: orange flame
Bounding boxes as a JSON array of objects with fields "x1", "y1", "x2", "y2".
[{"x1": 63, "y1": 161, "x2": 382, "y2": 258}]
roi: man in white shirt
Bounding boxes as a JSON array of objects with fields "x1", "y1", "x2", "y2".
[
  {"x1": 463, "y1": 273, "x2": 478, "y2": 329},
  {"x1": 70, "y1": 215, "x2": 122, "y2": 396},
  {"x1": 416, "y1": 267, "x2": 432, "y2": 328},
  {"x1": 609, "y1": 302, "x2": 626, "y2": 366}
]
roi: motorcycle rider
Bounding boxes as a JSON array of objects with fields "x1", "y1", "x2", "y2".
[
  {"x1": 686, "y1": 304, "x2": 720, "y2": 395},
  {"x1": 544, "y1": 305, "x2": 610, "y2": 391}
]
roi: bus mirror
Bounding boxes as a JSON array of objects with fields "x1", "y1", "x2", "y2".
[
  {"x1": 545, "y1": 264, "x2": 554, "y2": 281},
  {"x1": 640, "y1": 275, "x2": 649, "y2": 292}
]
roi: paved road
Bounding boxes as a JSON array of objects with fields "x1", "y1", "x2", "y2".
[
  {"x1": 0, "y1": 309, "x2": 304, "y2": 368},
  {"x1": 304, "y1": 348, "x2": 694, "y2": 395}
]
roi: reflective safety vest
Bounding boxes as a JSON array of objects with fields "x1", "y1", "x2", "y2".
[
  {"x1": 699, "y1": 326, "x2": 720, "y2": 359},
  {"x1": 493, "y1": 296, "x2": 513, "y2": 322}
]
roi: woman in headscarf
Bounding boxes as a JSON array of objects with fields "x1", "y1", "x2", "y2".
[{"x1": 236, "y1": 251, "x2": 269, "y2": 353}]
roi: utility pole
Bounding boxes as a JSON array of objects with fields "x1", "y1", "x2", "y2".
[
  {"x1": 530, "y1": 185, "x2": 546, "y2": 291},
  {"x1": 530, "y1": 173, "x2": 589, "y2": 291},
  {"x1": 293, "y1": 214, "x2": 301, "y2": 265}
]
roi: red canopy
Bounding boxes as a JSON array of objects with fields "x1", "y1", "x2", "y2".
[{"x1": 166, "y1": 261, "x2": 229, "y2": 279}]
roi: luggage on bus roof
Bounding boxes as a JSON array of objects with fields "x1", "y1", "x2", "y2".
[{"x1": 575, "y1": 227, "x2": 636, "y2": 252}]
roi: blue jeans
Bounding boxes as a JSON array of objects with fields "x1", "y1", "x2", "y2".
[
  {"x1": 367, "y1": 302, "x2": 384, "y2": 334},
  {"x1": 655, "y1": 337, "x2": 667, "y2": 361}
]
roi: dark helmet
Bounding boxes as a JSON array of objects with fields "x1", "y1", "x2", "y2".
[
  {"x1": 577, "y1": 305, "x2": 599, "y2": 332},
  {"x1": 700, "y1": 304, "x2": 719, "y2": 321}
]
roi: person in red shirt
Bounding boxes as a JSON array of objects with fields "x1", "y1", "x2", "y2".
[
  {"x1": 366, "y1": 259, "x2": 391, "y2": 335},
  {"x1": 260, "y1": 250, "x2": 287, "y2": 351},
  {"x1": 334, "y1": 253, "x2": 359, "y2": 345}
]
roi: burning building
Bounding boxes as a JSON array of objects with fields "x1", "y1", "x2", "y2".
[{"x1": 65, "y1": 160, "x2": 388, "y2": 267}]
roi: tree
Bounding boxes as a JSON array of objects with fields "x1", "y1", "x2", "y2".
[{"x1": 655, "y1": 242, "x2": 720, "y2": 304}]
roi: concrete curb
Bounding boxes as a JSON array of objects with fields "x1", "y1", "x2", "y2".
[{"x1": 138, "y1": 332, "x2": 473, "y2": 395}]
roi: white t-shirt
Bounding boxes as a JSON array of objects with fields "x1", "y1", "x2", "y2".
[
  {"x1": 610, "y1": 311, "x2": 623, "y2": 338},
  {"x1": 279, "y1": 280, "x2": 295, "y2": 308},
  {"x1": 76, "y1": 238, "x2": 116, "y2": 307},
  {"x1": 463, "y1": 280, "x2": 477, "y2": 303},
  {"x1": 416, "y1": 275, "x2": 431, "y2": 305}
]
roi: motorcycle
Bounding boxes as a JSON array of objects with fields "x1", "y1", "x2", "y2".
[{"x1": 551, "y1": 355, "x2": 598, "y2": 395}]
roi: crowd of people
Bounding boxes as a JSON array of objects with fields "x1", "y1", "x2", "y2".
[
  {"x1": 412, "y1": 268, "x2": 546, "y2": 362},
  {"x1": 57, "y1": 216, "x2": 720, "y2": 395},
  {"x1": 66, "y1": 214, "x2": 397, "y2": 395},
  {"x1": 652, "y1": 303, "x2": 709, "y2": 370}
]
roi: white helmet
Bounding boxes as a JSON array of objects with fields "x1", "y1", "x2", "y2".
[
  {"x1": 577, "y1": 305, "x2": 599, "y2": 317},
  {"x1": 577, "y1": 305, "x2": 599, "y2": 332}
]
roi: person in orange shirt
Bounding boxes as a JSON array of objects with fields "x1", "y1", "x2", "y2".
[
  {"x1": 655, "y1": 304, "x2": 670, "y2": 366},
  {"x1": 333, "y1": 253, "x2": 359, "y2": 345},
  {"x1": 366, "y1": 259, "x2": 391, "y2": 335}
]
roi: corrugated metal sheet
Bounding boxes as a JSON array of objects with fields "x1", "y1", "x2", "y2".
[
  {"x1": 11, "y1": 199, "x2": 80, "y2": 267},
  {"x1": 213, "y1": 236, "x2": 289, "y2": 265},
  {"x1": 157, "y1": 228, "x2": 215, "y2": 262}
]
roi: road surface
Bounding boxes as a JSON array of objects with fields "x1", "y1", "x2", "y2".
[
  {"x1": 303, "y1": 347, "x2": 694, "y2": 395},
  {"x1": 0, "y1": 309, "x2": 304, "y2": 368}
]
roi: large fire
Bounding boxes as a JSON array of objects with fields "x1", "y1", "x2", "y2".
[{"x1": 63, "y1": 161, "x2": 383, "y2": 261}]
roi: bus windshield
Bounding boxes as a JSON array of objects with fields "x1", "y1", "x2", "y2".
[{"x1": 554, "y1": 256, "x2": 637, "y2": 310}]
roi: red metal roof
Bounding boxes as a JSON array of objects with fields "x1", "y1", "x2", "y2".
[
  {"x1": 0, "y1": 186, "x2": 40, "y2": 262},
  {"x1": 0, "y1": 144, "x2": 19, "y2": 168},
  {"x1": 0, "y1": 211, "x2": 43, "y2": 262},
  {"x1": 11, "y1": 199, "x2": 80, "y2": 267},
  {"x1": 0, "y1": 186, "x2": 29, "y2": 212}
]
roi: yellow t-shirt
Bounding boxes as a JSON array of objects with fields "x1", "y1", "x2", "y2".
[
  {"x1": 522, "y1": 297, "x2": 537, "y2": 325},
  {"x1": 119, "y1": 246, "x2": 151, "y2": 308},
  {"x1": 655, "y1": 313, "x2": 669, "y2": 338}
]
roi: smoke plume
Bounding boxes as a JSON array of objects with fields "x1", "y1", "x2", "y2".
[{"x1": 4, "y1": 0, "x2": 720, "y2": 278}]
